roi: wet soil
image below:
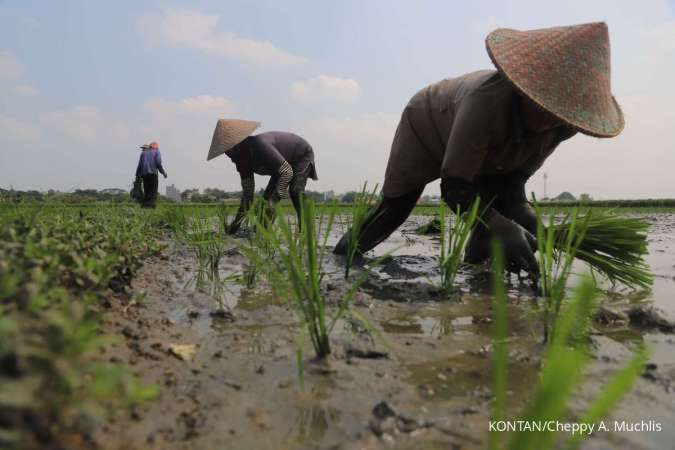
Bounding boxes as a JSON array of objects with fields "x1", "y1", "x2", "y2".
[{"x1": 94, "y1": 214, "x2": 675, "y2": 450}]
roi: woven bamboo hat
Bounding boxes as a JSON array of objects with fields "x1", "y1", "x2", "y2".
[
  {"x1": 207, "y1": 119, "x2": 261, "y2": 161},
  {"x1": 486, "y1": 22, "x2": 624, "y2": 137}
]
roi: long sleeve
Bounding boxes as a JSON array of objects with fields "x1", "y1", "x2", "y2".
[
  {"x1": 227, "y1": 176, "x2": 255, "y2": 234},
  {"x1": 264, "y1": 161, "x2": 293, "y2": 201},
  {"x1": 155, "y1": 151, "x2": 167, "y2": 176},
  {"x1": 136, "y1": 154, "x2": 143, "y2": 177},
  {"x1": 440, "y1": 98, "x2": 491, "y2": 182}
]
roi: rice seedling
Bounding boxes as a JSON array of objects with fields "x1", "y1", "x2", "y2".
[
  {"x1": 182, "y1": 214, "x2": 228, "y2": 285},
  {"x1": 343, "y1": 182, "x2": 380, "y2": 279},
  {"x1": 248, "y1": 198, "x2": 378, "y2": 368},
  {"x1": 241, "y1": 198, "x2": 277, "y2": 289},
  {"x1": 490, "y1": 240, "x2": 649, "y2": 450},
  {"x1": 438, "y1": 197, "x2": 481, "y2": 291},
  {"x1": 535, "y1": 206, "x2": 590, "y2": 342},
  {"x1": 552, "y1": 209, "x2": 652, "y2": 289},
  {"x1": 534, "y1": 206, "x2": 651, "y2": 341}
]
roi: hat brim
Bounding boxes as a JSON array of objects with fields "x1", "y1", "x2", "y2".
[
  {"x1": 208, "y1": 119, "x2": 261, "y2": 161},
  {"x1": 486, "y1": 27, "x2": 625, "y2": 138}
]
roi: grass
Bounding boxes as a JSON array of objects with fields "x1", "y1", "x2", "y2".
[
  {"x1": 490, "y1": 240, "x2": 649, "y2": 450},
  {"x1": 438, "y1": 198, "x2": 481, "y2": 292}
]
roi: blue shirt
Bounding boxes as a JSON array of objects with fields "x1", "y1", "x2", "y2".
[{"x1": 136, "y1": 149, "x2": 166, "y2": 176}]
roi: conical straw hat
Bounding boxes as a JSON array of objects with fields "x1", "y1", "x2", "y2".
[
  {"x1": 207, "y1": 119, "x2": 261, "y2": 161},
  {"x1": 486, "y1": 22, "x2": 624, "y2": 138}
]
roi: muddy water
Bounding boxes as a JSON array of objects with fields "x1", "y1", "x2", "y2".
[{"x1": 96, "y1": 214, "x2": 675, "y2": 450}]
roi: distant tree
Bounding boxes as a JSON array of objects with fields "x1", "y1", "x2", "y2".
[
  {"x1": 341, "y1": 191, "x2": 358, "y2": 203},
  {"x1": 553, "y1": 191, "x2": 576, "y2": 202},
  {"x1": 579, "y1": 193, "x2": 593, "y2": 203}
]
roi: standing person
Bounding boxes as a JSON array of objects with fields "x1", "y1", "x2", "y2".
[
  {"x1": 135, "y1": 141, "x2": 167, "y2": 208},
  {"x1": 207, "y1": 120, "x2": 318, "y2": 234},
  {"x1": 334, "y1": 22, "x2": 624, "y2": 274}
]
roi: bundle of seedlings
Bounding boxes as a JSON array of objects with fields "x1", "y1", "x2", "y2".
[
  {"x1": 547, "y1": 208, "x2": 652, "y2": 289},
  {"x1": 490, "y1": 240, "x2": 649, "y2": 450}
]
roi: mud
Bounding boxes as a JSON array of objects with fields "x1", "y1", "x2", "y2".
[{"x1": 94, "y1": 214, "x2": 675, "y2": 450}]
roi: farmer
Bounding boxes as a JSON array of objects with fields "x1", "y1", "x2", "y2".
[
  {"x1": 207, "y1": 120, "x2": 318, "y2": 234},
  {"x1": 334, "y1": 22, "x2": 624, "y2": 274},
  {"x1": 135, "y1": 141, "x2": 167, "y2": 208}
]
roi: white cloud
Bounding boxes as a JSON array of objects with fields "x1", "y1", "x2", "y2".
[
  {"x1": 143, "y1": 95, "x2": 237, "y2": 118},
  {"x1": 297, "y1": 113, "x2": 399, "y2": 191},
  {"x1": 0, "y1": 115, "x2": 40, "y2": 141},
  {"x1": 0, "y1": 50, "x2": 23, "y2": 79},
  {"x1": 290, "y1": 75, "x2": 361, "y2": 104},
  {"x1": 13, "y1": 84, "x2": 39, "y2": 96},
  {"x1": 139, "y1": 8, "x2": 306, "y2": 66},
  {"x1": 41, "y1": 106, "x2": 129, "y2": 142}
]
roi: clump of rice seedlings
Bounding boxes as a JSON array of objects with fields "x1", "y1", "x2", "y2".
[
  {"x1": 183, "y1": 214, "x2": 228, "y2": 287},
  {"x1": 343, "y1": 182, "x2": 380, "y2": 279},
  {"x1": 490, "y1": 240, "x2": 649, "y2": 450},
  {"x1": 250, "y1": 198, "x2": 374, "y2": 362},
  {"x1": 241, "y1": 198, "x2": 277, "y2": 289},
  {"x1": 438, "y1": 198, "x2": 481, "y2": 291},
  {"x1": 415, "y1": 216, "x2": 442, "y2": 235},
  {"x1": 535, "y1": 206, "x2": 652, "y2": 341},
  {"x1": 535, "y1": 207, "x2": 590, "y2": 342},
  {"x1": 552, "y1": 209, "x2": 652, "y2": 289}
]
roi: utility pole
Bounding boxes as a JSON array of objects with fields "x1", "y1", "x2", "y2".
[{"x1": 543, "y1": 173, "x2": 548, "y2": 199}]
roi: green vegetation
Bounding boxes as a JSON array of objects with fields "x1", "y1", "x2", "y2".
[
  {"x1": 535, "y1": 207, "x2": 651, "y2": 342},
  {"x1": 553, "y1": 210, "x2": 652, "y2": 289},
  {"x1": 0, "y1": 205, "x2": 161, "y2": 449},
  {"x1": 246, "y1": 198, "x2": 378, "y2": 383},
  {"x1": 343, "y1": 182, "x2": 380, "y2": 279},
  {"x1": 438, "y1": 199, "x2": 481, "y2": 292},
  {"x1": 490, "y1": 241, "x2": 649, "y2": 450}
]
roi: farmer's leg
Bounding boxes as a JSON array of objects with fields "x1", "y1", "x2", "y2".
[
  {"x1": 333, "y1": 187, "x2": 424, "y2": 255},
  {"x1": 141, "y1": 175, "x2": 152, "y2": 207},
  {"x1": 149, "y1": 174, "x2": 159, "y2": 208}
]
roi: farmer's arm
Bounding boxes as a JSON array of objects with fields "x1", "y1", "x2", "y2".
[
  {"x1": 228, "y1": 175, "x2": 255, "y2": 235},
  {"x1": 495, "y1": 126, "x2": 578, "y2": 234},
  {"x1": 440, "y1": 100, "x2": 538, "y2": 274},
  {"x1": 156, "y1": 151, "x2": 167, "y2": 178},
  {"x1": 255, "y1": 140, "x2": 293, "y2": 202}
]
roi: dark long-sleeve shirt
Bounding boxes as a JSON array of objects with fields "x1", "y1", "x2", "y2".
[
  {"x1": 227, "y1": 131, "x2": 317, "y2": 179},
  {"x1": 383, "y1": 70, "x2": 576, "y2": 197},
  {"x1": 226, "y1": 131, "x2": 317, "y2": 226},
  {"x1": 136, "y1": 149, "x2": 166, "y2": 177}
]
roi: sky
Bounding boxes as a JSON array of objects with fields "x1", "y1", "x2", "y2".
[{"x1": 1, "y1": 0, "x2": 674, "y2": 199}]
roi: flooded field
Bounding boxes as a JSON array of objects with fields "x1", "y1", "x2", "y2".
[{"x1": 95, "y1": 213, "x2": 675, "y2": 450}]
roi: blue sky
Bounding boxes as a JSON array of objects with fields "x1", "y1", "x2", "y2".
[{"x1": 1, "y1": 0, "x2": 674, "y2": 198}]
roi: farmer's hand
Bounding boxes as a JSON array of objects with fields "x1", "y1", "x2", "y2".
[
  {"x1": 465, "y1": 214, "x2": 539, "y2": 274},
  {"x1": 163, "y1": 172, "x2": 168, "y2": 179},
  {"x1": 226, "y1": 219, "x2": 242, "y2": 235}
]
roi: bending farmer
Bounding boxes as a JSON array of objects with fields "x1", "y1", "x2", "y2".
[
  {"x1": 334, "y1": 22, "x2": 624, "y2": 273},
  {"x1": 207, "y1": 120, "x2": 318, "y2": 234}
]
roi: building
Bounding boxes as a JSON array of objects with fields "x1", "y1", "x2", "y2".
[{"x1": 166, "y1": 184, "x2": 181, "y2": 202}]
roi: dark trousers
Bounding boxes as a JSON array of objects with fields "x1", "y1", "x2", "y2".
[
  {"x1": 334, "y1": 187, "x2": 424, "y2": 255},
  {"x1": 141, "y1": 174, "x2": 159, "y2": 208}
]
